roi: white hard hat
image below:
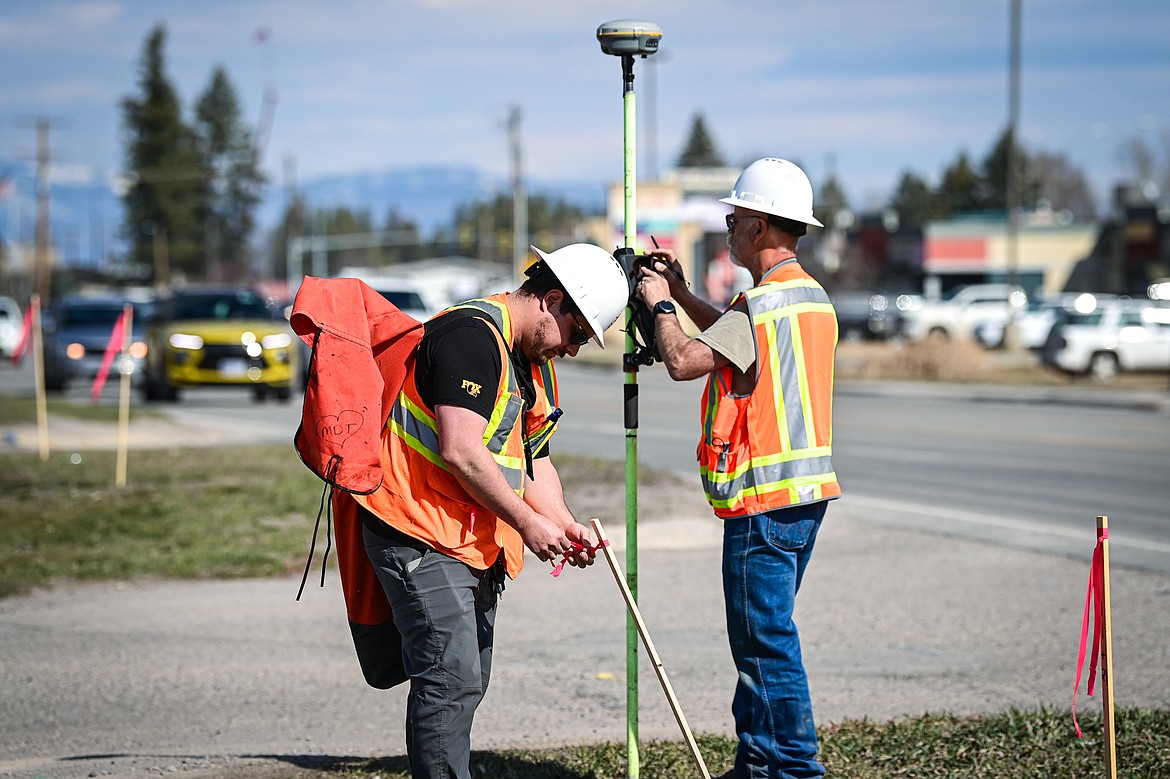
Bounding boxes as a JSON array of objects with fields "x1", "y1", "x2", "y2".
[
  {"x1": 719, "y1": 157, "x2": 824, "y2": 228},
  {"x1": 531, "y1": 243, "x2": 627, "y2": 349}
]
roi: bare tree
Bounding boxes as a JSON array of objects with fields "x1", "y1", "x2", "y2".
[
  {"x1": 1117, "y1": 135, "x2": 1160, "y2": 200},
  {"x1": 1031, "y1": 151, "x2": 1096, "y2": 219}
]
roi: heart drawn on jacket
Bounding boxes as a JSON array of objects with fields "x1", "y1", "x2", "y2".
[{"x1": 316, "y1": 409, "x2": 365, "y2": 445}]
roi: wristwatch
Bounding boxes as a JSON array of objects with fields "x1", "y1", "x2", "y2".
[{"x1": 652, "y1": 300, "x2": 677, "y2": 317}]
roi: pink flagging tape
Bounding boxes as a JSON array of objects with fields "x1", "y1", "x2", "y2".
[
  {"x1": 550, "y1": 539, "x2": 611, "y2": 578},
  {"x1": 1072, "y1": 526, "x2": 1108, "y2": 738}
]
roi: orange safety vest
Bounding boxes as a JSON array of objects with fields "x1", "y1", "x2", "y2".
[
  {"x1": 698, "y1": 260, "x2": 841, "y2": 518},
  {"x1": 356, "y1": 294, "x2": 559, "y2": 578}
]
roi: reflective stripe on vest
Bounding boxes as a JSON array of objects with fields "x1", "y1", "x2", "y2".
[
  {"x1": 699, "y1": 267, "x2": 840, "y2": 516},
  {"x1": 525, "y1": 361, "x2": 559, "y2": 457}
]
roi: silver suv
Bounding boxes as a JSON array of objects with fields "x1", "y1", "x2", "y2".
[{"x1": 1041, "y1": 296, "x2": 1170, "y2": 381}]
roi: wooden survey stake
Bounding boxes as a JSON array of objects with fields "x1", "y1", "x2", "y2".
[
  {"x1": 590, "y1": 517, "x2": 711, "y2": 779},
  {"x1": 1098, "y1": 515, "x2": 1116, "y2": 779}
]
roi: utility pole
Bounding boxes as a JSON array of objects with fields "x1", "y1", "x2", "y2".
[
  {"x1": 14, "y1": 116, "x2": 64, "y2": 300},
  {"x1": 1003, "y1": 0, "x2": 1023, "y2": 351},
  {"x1": 34, "y1": 119, "x2": 52, "y2": 302},
  {"x1": 507, "y1": 105, "x2": 527, "y2": 283},
  {"x1": 283, "y1": 153, "x2": 300, "y2": 286}
]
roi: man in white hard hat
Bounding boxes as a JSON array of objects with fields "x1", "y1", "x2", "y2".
[
  {"x1": 635, "y1": 158, "x2": 840, "y2": 779},
  {"x1": 356, "y1": 243, "x2": 629, "y2": 779}
]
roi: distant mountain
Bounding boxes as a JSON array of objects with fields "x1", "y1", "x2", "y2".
[{"x1": 0, "y1": 161, "x2": 608, "y2": 270}]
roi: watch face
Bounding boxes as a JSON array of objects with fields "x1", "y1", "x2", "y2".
[{"x1": 654, "y1": 300, "x2": 676, "y2": 316}]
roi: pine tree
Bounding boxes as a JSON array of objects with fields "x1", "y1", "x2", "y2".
[
  {"x1": 676, "y1": 113, "x2": 726, "y2": 168},
  {"x1": 195, "y1": 66, "x2": 266, "y2": 280},
  {"x1": 936, "y1": 152, "x2": 985, "y2": 216},
  {"x1": 889, "y1": 170, "x2": 939, "y2": 229},
  {"x1": 980, "y1": 126, "x2": 1039, "y2": 213},
  {"x1": 121, "y1": 24, "x2": 210, "y2": 283}
]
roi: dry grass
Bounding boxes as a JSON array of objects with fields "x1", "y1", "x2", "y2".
[{"x1": 835, "y1": 339, "x2": 1170, "y2": 389}]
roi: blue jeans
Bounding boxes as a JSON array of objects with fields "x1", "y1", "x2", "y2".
[{"x1": 723, "y1": 502, "x2": 827, "y2": 779}]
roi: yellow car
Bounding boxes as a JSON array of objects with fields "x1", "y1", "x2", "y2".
[{"x1": 142, "y1": 287, "x2": 297, "y2": 402}]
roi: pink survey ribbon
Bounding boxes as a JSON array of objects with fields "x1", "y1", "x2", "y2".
[
  {"x1": 1071, "y1": 526, "x2": 1107, "y2": 738},
  {"x1": 550, "y1": 539, "x2": 610, "y2": 578},
  {"x1": 91, "y1": 307, "x2": 130, "y2": 402}
]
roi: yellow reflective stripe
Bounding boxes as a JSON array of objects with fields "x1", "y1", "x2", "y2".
[
  {"x1": 702, "y1": 472, "x2": 839, "y2": 510},
  {"x1": 762, "y1": 317, "x2": 791, "y2": 452},
  {"x1": 387, "y1": 393, "x2": 448, "y2": 470},
  {"x1": 493, "y1": 451, "x2": 525, "y2": 490},
  {"x1": 790, "y1": 310, "x2": 817, "y2": 445},
  {"x1": 447, "y1": 297, "x2": 514, "y2": 344},
  {"x1": 752, "y1": 445, "x2": 834, "y2": 465},
  {"x1": 751, "y1": 300, "x2": 836, "y2": 323},
  {"x1": 484, "y1": 392, "x2": 513, "y2": 449}
]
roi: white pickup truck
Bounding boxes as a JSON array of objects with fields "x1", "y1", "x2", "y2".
[{"x1": 902, "y1": 283, "x2": 1027, "y2": 342}]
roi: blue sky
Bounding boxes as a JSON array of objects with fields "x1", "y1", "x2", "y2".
[{"x1": 1, "y1": 0, "x2": 1168, "y2": 216}]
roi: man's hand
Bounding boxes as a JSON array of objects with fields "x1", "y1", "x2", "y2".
[
  {"x1": 646, "y1": 249, "x2": 687, "y2": 292},
  {"x1": 561, "y1": 522, "x2": 599, "y2": 568},
  {"x1": 513, "y1": 512, "x2": 575, "y2": 563},
  {"x1": 436, "y1": 403, "x2": 577, "y2": 562},
  {"x1": 635, "y1": 263, "x2": 671, "y2": 308}
]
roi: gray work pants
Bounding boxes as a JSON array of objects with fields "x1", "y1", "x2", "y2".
[{"x1": 362, "y1": 523, "x2": 500, "y2": 779}]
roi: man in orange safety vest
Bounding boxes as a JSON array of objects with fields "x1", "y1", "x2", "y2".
[
  {"x1": 634, "y1": 158, "x2": 840, "y2": 779},
  {"x1": 358, "y1": 243, "x2": 628, "y2": 779}
]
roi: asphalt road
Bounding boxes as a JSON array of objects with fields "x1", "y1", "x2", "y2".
[
  {"x1": 2, "y1": 360, "x2": 1169, "y2": 778},
  {"x1": 7, "y1": 359, "x2": 1170, "y2": 573},
  {"x1": 552, "y1": 363, "x2": 1170, "y2": 574}
]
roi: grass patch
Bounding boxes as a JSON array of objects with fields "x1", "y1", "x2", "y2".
[
  {"x1": 0, "y1": 440, "x2": 674, "y2": 600},
  {"x1": 254, "y1": 709, "x2": 1169, "y2": 778},
  {"x1": 817, "y1": 707, "x2": 1170, "y2": 777},
  {"x1": 0, "y1": 441, "x2": 324, "y2": 598},
  {"x1": 834, "y1": 339, "x2": 1170, "y2": 389},
  {"x1": 834, "y1": 339, "x2": 1063, "y2": 384},
  {"x1": 0, "y1": 389, "x2": 164, "y2": 424}
]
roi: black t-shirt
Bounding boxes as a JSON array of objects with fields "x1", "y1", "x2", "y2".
[{"x1": 414, "y1": 308, "x2": 549, "y2": 458}]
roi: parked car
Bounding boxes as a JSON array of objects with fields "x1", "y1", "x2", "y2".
[
  {"x1": 902, "y1": 283, "x2": 1027, "y2": 342},
  {"x1": 831, "y1": 291, "x2": 905, "y2": 341},
  {"x1": 0, "y1": 295, "x2": 22, "y2": 358},
  {"x1": 143, "y1": 286, "x2": 297, "y2": 402},
  {"x1": 42, "y1": 295, "x2": 150, "y2": 393},
  {"x1": 1041, "y1": 296, "x2": 1170, "y2": 381},
  {"x1": 973, "y1": 293, "x2": 1115, "y2": 350},
  {"x1": 332, "y1": 271, "x2": 449, "y2": 320}
]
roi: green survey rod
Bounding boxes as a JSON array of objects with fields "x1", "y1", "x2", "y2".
[
  {"x1": 596, "y1": 20, "x2": 661, "y2": 779},
  {"x1": 621, "y1": 53, "x2": 641, "y2": 778}
]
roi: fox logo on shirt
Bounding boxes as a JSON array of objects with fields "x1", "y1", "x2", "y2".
[{"x1": 461, "y1": 379, "x2": 482, "y2": 397}]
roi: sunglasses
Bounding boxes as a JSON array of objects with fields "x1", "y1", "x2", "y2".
[
  {"x1": 568, "y1": 313, "x2": 592, "y2": 346},
  {"x1": 725, "y1": 213, "x2": 766, "y2": 231}
]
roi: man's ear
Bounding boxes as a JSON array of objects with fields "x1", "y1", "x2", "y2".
[
  {"x1": 543, "y1": 289, "x2": 564, "y2": 312},
  {"x1": 749, "y1": 217, "x2": 768, "y2": 245}
]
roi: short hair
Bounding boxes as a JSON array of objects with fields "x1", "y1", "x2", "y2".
[
  {"x1": 519, "y1": 261, "x2": 580, "y2": 314},
  {"x1": 768, "y1": 215, "x2": 808, "y2": 237}
]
